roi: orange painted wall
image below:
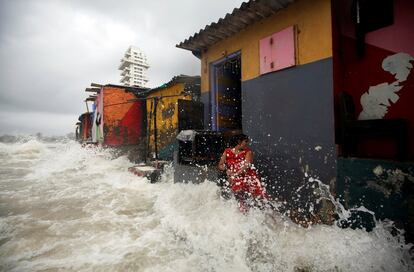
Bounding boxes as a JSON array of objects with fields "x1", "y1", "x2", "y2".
[{"x1": 102, "y1": 86, "x2": 145, "y2": 146}]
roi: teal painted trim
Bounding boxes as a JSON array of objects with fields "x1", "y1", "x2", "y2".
[
  {"x1": 337, "y1": 157, "x2": 414, "y2": 233},
  {"x1": 158, "y1": 142, "x2": 178, "y2": 160}
]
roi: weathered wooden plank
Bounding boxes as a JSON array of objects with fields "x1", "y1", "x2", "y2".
[
  {"x1": 85, "y1": 88, "x2": 101, "y2": 93},
  {"x1": 90, "y1": 83, "x2": 102, "y2": 88}
]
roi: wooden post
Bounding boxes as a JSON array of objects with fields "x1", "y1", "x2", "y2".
[{"x1": 153, "y1": 97, "x2": 159, "y2": 160}]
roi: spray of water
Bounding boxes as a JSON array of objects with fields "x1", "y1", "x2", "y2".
[{"x1": 0, "y1": 138, "x2": 413, "y2": 271}]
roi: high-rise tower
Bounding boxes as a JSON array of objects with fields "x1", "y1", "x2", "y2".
[{"x1": 118, "y1": 46, "x2": 149, "y2": 87}]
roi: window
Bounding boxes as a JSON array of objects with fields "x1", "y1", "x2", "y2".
[{"x1": 259, "y1": 26, "x2": 296, "y2": 75}]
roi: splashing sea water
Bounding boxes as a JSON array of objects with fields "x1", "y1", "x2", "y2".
[{"x1": 0, "y1": 139, "x2": 412, "y2": 271}]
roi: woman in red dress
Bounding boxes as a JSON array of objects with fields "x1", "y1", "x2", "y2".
[{"x1": 218, "y1": 134, "x2": 267, "y2": 212}]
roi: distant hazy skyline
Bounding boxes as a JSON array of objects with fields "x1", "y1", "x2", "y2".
[{"x1": 0, "y1": 0, "x2": 245, "y2": 135}]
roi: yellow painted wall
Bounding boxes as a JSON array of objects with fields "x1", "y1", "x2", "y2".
[
  {"x1": 200, "y1": 0, "x2": 332, "y2": 92},
  {"x1": 146, "y1": 83, "x2": 191, "y2": 155}
]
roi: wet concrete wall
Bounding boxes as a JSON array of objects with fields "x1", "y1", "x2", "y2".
[
  {"x1": 337, "y1": 157, "x2": 414, "y2": 241},
  {"x1": 200, "y1": 92, "x2": 211, "y2": 130},
  {"x1": 242, "y1": 57, "x2": 337, "y2": 201}
]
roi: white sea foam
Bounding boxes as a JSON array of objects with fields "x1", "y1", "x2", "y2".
[{"x1": 0, "y1": 139, "x2": 412, "y2": 271}]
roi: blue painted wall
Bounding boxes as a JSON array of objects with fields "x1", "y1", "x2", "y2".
[
  {"x1": 200, "y1": 92, "x2": 211, "y2": 130},
  {"x1": 242, "y1": 58, "x2": 337, "y2": 201}
]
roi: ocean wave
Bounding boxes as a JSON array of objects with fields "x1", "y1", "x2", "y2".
[{"x1": 0, "y1": 141, "x2": 412, "y2": 272}]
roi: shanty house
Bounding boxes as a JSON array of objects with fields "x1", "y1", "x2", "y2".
[
  {"x1": 178, "y1": 0, "x2": 414, "y2": 233},
  {"x1": 86, "y1": 84, "x2": 148, "y2": 161},
  {"x1": 144, "y1": 75, "x2": 203, "y2": 160},
  {"x1": 178, "y1": 0, "x2": 336, "y2": 200},
  {"x1": 76, "y1": 112, "x2": 93, "y2": 143}
]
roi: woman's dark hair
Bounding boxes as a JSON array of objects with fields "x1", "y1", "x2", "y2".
[{"x1": 230, "y1": 134, "x2": 248, "y2": 147}]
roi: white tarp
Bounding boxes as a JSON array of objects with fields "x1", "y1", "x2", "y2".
[{"x1": 176, "y1": 130, "x2": 197, "y2": 142}]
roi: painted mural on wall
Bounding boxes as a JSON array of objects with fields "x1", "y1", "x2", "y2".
[
  {"x1": 102, "y1": 86, "x2": 145, "y2": 147},
  {"x1": 145, "y1": 76, "x2": 201, "y2": 159},
  {"x1": 333, "y1": 0, "x2": 414, "y2": 242},
  {"x1": 91, "y1": 91, "x2": 104, "y2": 143},
  {"x1": 146, "y1": 83, "x2": 187, "y2": 159},
  {"x1": 359, "y1": 53, "x2": 414, "y2": 120},
  {"x1": 334, "y1": 0, "x2": 414, "y2": 158}
]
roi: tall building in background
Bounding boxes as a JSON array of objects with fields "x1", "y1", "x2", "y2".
[{"x1": 118, "y1": 46, "x2": 149, "y2": 87}]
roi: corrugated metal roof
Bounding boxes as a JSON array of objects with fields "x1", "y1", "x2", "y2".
[
  {"x1": 145, "y1": 75, "x2": 200, "y2": 94},
  {"x1": 104, "y1": 84, "x2": 150, "y2": 96},
  {"x1": 176, "y1": 0, "x2": 295, "y2": 54}
]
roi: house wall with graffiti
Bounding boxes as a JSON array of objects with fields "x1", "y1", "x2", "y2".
[
  {"x1": 333, "y1": 0, "x2": 414, "y2": 242},
  {"x1": 333, "y1": 0, "x2": 414, "y2": 159},
  {"x1": 102, "y1": 86, "x2": 146, "y2": 147},
  {"x1": 91, "y1": 90, "x2": 104, "y2": 144},
  {"x1": 146, "y1": 82, "x2": 190, "y2": 159}
]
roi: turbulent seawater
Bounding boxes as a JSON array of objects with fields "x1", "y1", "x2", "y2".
[{"x1": 0, "y1": 138, "x2": 413, "y2": 272}]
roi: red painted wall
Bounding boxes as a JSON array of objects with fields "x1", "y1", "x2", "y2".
[
  {"x1": 102, "y1": 86, "x2": 145, "y2": 146},
  {"x1": 333, "y1": 0, "x2": 414, "y2": 159}
]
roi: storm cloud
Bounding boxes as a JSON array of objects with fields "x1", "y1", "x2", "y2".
[{"x1": 0, "y1": 0, "x2": 244, "y2": 135}]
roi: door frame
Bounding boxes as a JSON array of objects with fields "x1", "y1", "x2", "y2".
[{"x1": 209, "y1": 51, "x2": 241, "y2": 131}]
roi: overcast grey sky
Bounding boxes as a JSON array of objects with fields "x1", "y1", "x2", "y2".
[{"x1": 0, "y1": 0, "x2": 244, "y2": 136}]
